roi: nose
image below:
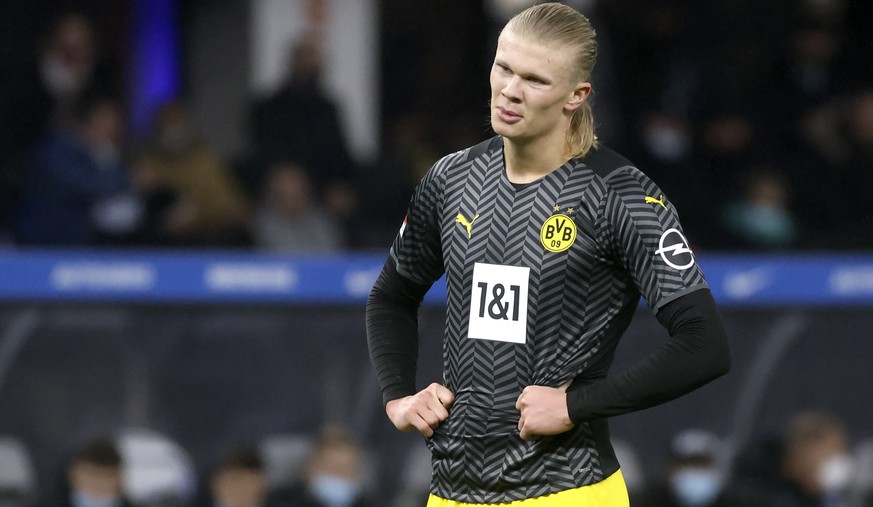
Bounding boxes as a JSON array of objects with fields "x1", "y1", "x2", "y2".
[{"x1": 501, "y1": 76, "x2": 523, "y2": 102}]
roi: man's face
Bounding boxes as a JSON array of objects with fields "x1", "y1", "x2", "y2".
[
  {"x1": 305, "y1": 446, "x2": 363, "y2": 507},
  {"x1": 69, "y1": 461, "x2": 122, "y2": 500},
  {"x1": 786, "y1": 430, "x2": 848, "y2": 494},
  {"x1": 309, "y1": 446, "x2": 362, "y2": 482},
  {"x1": 51, "y1": 16, "x2": 96, "y2": 79},
  {"x1": 489, "y1": 29, "x2": 589, "y2": 146},
  {"x1": 268, "y1": 165, "x2": 311, "y2": 218},
  {"x1": 212, "y1": 469, "x2": 266, "y2": 507}
]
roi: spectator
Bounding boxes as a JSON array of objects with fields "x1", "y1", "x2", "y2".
[
  {"x1": 1, "y1": 12, "x2": 118, "y2": 242},
  {"x1": 687, "y1": 100, "x2": 774, "y2": 248},
  {"x1": 638, "y1": 429, "x2": 743, "y2": 507},
  {"x1": 627, "y1": 110, "x2": 706, "y2": 242},
  {"x1": 253, "y1": 162, "x2": 343, "y2": 253},
  {"x1": 13, "y1": 95, "x2": 136, "y2": 246},
  {"x1": 62, "y1": 439, "x2": 135, "y2": 507},
  {"x1": 38, "y1": 14, "x2": 94, "y2": 120},
  {"x1": 771, "y1": 19, "x2": 851, "y2": 170},
  {"x1": 269, "y1": 427, "x2": 371, "y2": 507},
  {"x1": 789, "y1": 87, "x2": 873, "y2": 250},
  {"x1": 250, "y1": 36, "x2": 357, "y2": 223},
  {"x1": 777, "y1": 17, "x2": 847, "y2": 110},
  {"x1": 721, "y1": 168, "x2": 797, "y2": 250},
  {"x1": 136, "y1": 101, "x2": 250, "y2": 247},
  {"x1": 207, "y1": 447, "x2": 267, "y2": 507},
  {"x1": 773, "y1": 411, "x2": 855, "y2": 507}
]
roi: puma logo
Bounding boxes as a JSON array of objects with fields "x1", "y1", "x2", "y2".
[
  {"x1": 455, "y1": 213, "x2": 480, "y2": 239},
  {"x1": 645, "y1": 195, "x2": 668, "y2": 210}
]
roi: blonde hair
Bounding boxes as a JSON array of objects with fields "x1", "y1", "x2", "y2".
[{"x1": 504, "y1": 2, "x2": 598, "y2": 158}]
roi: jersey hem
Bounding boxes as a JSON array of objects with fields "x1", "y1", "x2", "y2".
[{"x1": 428, "y1": 468, "x2": 627, "y2": 505}]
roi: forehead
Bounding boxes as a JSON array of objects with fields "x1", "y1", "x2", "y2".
[{"x1": 495, "y1": 29, "x2": 576, "y2": 80}]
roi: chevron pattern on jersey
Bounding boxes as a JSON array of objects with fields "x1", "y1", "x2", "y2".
[{"x1": 392, "y1": 138, "x2": 707, "y2": 503}]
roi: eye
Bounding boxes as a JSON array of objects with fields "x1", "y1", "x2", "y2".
[{"x1": 496, "y1": 63, "x2": 511, "y2": 74}]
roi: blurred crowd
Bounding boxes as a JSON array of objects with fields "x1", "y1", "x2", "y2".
[
  {"x1": 598, "y1": 0, "x2": 873, "y2": 251},
  {"x1": 0, "y1": 425, "x2": 380, "y2": 507},
  {"x1": 0, "y1": 13, "x2": 356, "y2": 252},
  {"x1": 631, "y1": 411, "x2": 873, "y2": 507},
  {"x1": 0, "y1": 0, "x2": 872, "y2": 253},
  {"x1": 1, "y1": 411, "x2": 872, "y2": 507}
]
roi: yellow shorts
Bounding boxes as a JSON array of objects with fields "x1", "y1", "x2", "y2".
[{"x1": 425, "y1": 469, "x2": 629, "y2": 507}]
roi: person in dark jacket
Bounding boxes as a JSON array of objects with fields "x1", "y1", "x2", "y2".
[{"x1": 269, "y1": 427, "x2": 371, "y2": 507}]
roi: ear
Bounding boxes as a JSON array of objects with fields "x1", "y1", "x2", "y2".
[{"x1": 564, "y1": 81, "x2": 592, "y2": 113}]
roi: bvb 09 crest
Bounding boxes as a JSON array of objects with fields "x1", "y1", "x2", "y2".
[{"x1": 540, "y1": 214, "x2": 577, "y2": 252}]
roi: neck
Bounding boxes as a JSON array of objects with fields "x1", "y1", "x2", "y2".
[{"x1": 502, "y1": 134, "x2": 569, "y2": 184}]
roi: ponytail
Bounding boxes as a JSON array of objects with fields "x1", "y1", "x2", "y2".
[{"x1": 566, "y1": 95, "x2": 596, "y2": 158}]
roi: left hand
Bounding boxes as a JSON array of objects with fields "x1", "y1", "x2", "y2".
[{"x1": 515, "y1": 381, "x2": 574, "y2": 441}]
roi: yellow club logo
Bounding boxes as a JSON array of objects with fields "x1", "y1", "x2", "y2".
[{"x1": 540, "y1": 214, "x2": 577, "y2": 252}]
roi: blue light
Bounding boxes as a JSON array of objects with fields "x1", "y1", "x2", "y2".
[{"x1": 129, "y1": 0, "x2": 180, "y2": 132}]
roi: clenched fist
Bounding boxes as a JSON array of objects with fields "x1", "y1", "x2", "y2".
[
  {"x1": 386, "y1": 383, "x2": 455, "y2": 438},
  {"x1": 515, "y1": 382, "x2": 574, "y2": 441}
]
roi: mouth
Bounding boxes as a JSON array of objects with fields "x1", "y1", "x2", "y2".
[{"x1": 496, "y1": 106, "x2": 523, "y2": 124}]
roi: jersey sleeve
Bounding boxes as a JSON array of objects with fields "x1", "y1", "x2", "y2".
[
  {"x1": 598, "y1": 167, "x2": 708, "y2": 313},
  {"x1": 389, "y1": 157, "x2": 449, "y2": 286}
]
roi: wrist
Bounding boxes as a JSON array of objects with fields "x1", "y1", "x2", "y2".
[
  {"x1": 385, "y1": 395, "x2": 410, "y2": 420},
  {"x1": 565, "y1": 386, "x2": 586, "y2": 425},
  {"x1": 383, "y1": 386, "x2": 416, "y2": 408},
  {"x1": 385, "y1": 396, "x2": 401, "y2": 411}
]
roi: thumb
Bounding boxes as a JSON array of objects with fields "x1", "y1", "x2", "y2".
[{"x1": 436, "y1": 384, "x2": 455, "y2": 408}]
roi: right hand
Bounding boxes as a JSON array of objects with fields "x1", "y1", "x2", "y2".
[{"x1": 385, "y1": 383, "x2": 454, "y2": 438}]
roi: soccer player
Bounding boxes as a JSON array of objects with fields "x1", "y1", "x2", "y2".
[{"x1": 366, "y1": 3, "x2": 730, "y2": 506}]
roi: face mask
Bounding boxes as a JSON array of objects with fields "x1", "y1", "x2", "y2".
[
  {"x1": 40, "y1": 55, "x2": 81, "y2": 97},
  {"x1": 818, "y1": 453, "x2": 854, "y2": 492},
  {"x1": 724, "y1": 203, "x2": 795, "y2": 247},
  {"x1": 643, "y1": 123, "x2": 691, "y2": 163},
  {"x1": 309, "y1": 474, "x2": 361, "y2": 507},
  {"x1": 670, "y1": 468, "x2": 723, "y2": 507},
  {"x1": 70, "y1": 491, "x2": 121, "y2": 507}
]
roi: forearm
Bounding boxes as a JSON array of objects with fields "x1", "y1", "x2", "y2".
[
  {"x1": 566, "y1": 289, "x2": 730, "y2": 423},
  {"x1": 366, "y1": 257, "x2": 430, "y2": 406}
]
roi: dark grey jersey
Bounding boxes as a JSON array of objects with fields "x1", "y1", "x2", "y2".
[{"x1": 390, "y1": 137, "x2": 708, "y2": 503}]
